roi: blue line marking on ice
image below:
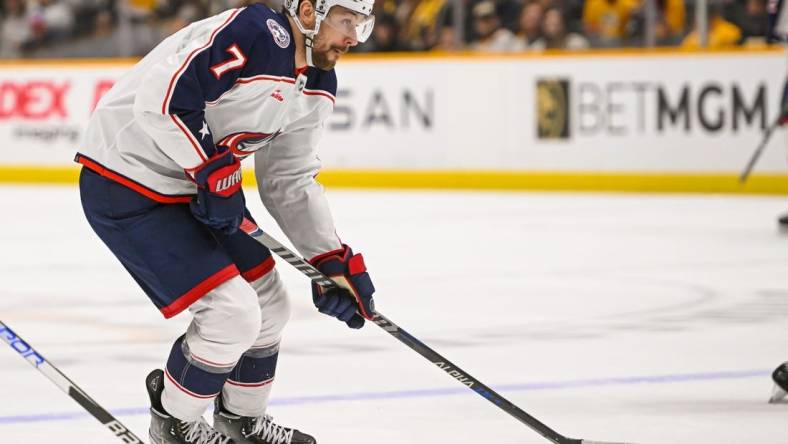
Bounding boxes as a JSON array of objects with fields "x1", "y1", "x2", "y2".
[{"x1": 0, "y1": 369, "x2": 770, "y2": 425}]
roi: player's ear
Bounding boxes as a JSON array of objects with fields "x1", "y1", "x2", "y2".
[{"x1": 298, "y1": 0, "x2": 316, "y2": 28}]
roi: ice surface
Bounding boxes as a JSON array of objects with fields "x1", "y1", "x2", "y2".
[{"x1": 1, "y1": 186, "x2": 786, "y2": 444}]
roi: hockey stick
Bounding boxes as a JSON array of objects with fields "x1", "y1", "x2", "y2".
[
  {"x1": 739, "y1": 104, "x2": 788, "y2": 183},
  {"x1": 239, "y1": 220, "x2": 633, "y2": 444},
  {"x1": 0, "y1": 320, "x2": 144, "y2": 443}
]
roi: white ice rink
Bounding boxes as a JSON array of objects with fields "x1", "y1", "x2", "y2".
[{"x1": 1, "y1": 185, "x2": 787, "y2": 444}]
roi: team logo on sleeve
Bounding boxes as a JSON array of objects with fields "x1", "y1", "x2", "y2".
[{"x1": 267, "y1": 19, "x2": 291, "y2": 49}]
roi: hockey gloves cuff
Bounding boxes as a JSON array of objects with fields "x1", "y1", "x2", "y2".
[
  {"x1": 309, "y1": 245, "x2": 376, "y2": 329},
  {"x1": 189, "y1": 150, "x2": 245, "y2": 235}
]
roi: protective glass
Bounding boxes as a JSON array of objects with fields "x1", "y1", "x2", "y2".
[{"x1": 322, "y1": 9, "x2": 376, "y2": 43}]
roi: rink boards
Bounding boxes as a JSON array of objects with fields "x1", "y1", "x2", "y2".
[{"x1": 0, "y1": 48, "x2": 786, "y2": 193}]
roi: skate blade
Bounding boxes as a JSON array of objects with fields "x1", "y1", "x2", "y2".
[{"x1": 769, "y1": 385, "x2": 788, "y2": 404}]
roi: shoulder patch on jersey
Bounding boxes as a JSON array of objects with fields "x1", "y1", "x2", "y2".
[{"x1": 267, "y1": 19, "x2": 290, "y2": 49}]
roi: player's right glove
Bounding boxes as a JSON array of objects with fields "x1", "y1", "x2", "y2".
[
  {"x1": 309, "y1": 245, "x2": 376, "y2": 329},
  {"x1": 189, "y1": 150, "x2": 245, "y2": 235}
]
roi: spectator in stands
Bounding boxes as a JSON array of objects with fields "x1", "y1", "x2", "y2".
[
  {"x1": 0, "y1": 0, "x2": 31, "y2": 57},
  {"x1": 532, "y1": 6, "x2": 590, "y2": 50},
  {"x1": 27, "y1": 7, "x2": 116, "y2": 57},
  {"x1": 400, "y1": 0, "x2": 446, "y2": 50},
  {"x1": 736, "y1": 0, "x2": 769, "y2": 41},
  {"x1": 496, "y1": 0, "x2": 526, "y2": 32},
  {"x1": 432, "y1": 25, "x2": 460, "y2": 51},
  {"x1": 660, "y1": 0, "x2": 686, "y2": 41},
  {"x1": 682, "y1": 3, "x2": 742, "y2": 48},
  {"x1": 582, "y1": 0, "x2": 639, "y2": 46},
  {"x1": 470, "y1": 0, "x2": 519, "y2": 52},
  {"x1": 391, "y1": 0, "x2": 417, "y2": 48},
  {"x1": 26, "y1": 0, "x2": 75, "y2": 49},
  {"x1": 516, "y1": 1, "x2": 544, "y2": 50},
  {"x1": 550, "y1": 0, "x2": 584, "y2": 34},
  {"x1": 431, "y1": 0, "x2": 477, "y2": 46},
  {"x1": 626, "y1": 0, "x2": 686, "y2": 46}
]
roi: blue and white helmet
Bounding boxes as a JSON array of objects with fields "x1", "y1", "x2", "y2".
[{"x1": 283, "y1": 0, "x2": 375, "y2": 66}]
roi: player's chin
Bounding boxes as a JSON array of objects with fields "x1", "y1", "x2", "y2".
[{"x1": 313, "y1": 51, "x2": 339, "y2": 71}]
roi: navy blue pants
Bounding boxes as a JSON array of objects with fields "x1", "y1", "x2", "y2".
[{"x1": 79, "y1": 167, "x2": 273, "y2": 318}]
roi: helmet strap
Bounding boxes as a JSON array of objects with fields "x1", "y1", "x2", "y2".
[{"x1": 290, "y1": 14, "x2": 321, "y2": 68}]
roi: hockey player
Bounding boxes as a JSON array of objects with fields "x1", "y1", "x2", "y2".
[
  {"x1": 768, "y1": 0, "x2": 788, "y2": 404},
  {"x1": 76, "y1": 0, "x2": 377, "y2": 443},
  {"x1": 768, "y1": 0, "x2": 788, "y2": 230}
]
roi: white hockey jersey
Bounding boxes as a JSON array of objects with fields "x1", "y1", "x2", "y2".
[{"x1": 76, "y1": 5, "x2": 342, "y2": 260}]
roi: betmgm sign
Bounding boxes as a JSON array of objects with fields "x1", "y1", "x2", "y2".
[{"x1": 536, "y1": 77, "x2": 770, "y2": 140}]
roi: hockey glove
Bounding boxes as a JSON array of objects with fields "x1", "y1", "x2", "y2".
[
  {"x1": 309, "y1": 245, "x2": 376, "y2": 329},
  {"x1": 189, "y1": 150, "x2": 245, "y2": 235}
]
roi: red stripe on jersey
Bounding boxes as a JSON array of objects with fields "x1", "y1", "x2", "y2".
[
  {"x1": 241, "y1": 256, "x2": 275, "y2": 282},
  {"x1": 206, "y1": 76, "x2": 296, "y2": 106},
  {"x1": 76, "y1": 155, "x2": 193, "y2": 204},
  {"x1": 160, "y1": 264, "x2": 240, "y2": 318},
  {"x1": 161, "y1": 8, "x2": 243, "y2": 115},
  {"x1": 236, "y1": 75, "x2": 296, "y2": 85},
  {"x1": 303, "y1": 89, "x2": 336, "y2": 104}
]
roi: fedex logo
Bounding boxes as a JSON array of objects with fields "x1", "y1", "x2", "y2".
[
  {"x1": 0, "y1": 81, "x2": 71, "y2": 120},
  {"x1": 0, "y1": 325, "x2": 45, "y2": 367}
]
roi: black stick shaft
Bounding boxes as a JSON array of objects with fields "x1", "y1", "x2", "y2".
[
  {"x1": 0, "y1": 320, "x2": 144, "y2": 443},
  {"x1": 371, "y1": 313, "x2": 580, "y2": 444},
  {"x1": 739, "y1": 105, "x2": 788, "y2": 183},
  {"x1": 240, "y1": 221, "x2": 580, "y2": 444}
]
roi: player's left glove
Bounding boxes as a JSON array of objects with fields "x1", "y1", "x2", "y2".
[{"x1": 309, "y1": 245, "x2": 376, "y2": 329}]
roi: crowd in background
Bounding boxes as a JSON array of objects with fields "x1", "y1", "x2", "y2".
[{"x1": 0, "y1": 0, "x2": 775, "y2": 58}]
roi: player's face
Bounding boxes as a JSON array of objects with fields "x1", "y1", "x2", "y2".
[{"x1": 311, "y1": 7, "x2": 366, "y2": 70}]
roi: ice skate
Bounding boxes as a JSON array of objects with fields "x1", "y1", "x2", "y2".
[
  {"x1": 146, "y1": 369, "x2": 236, "y2": 444},
  {"x1": 779, "y1": 214, "x2": 788, "y2": 233},
  {"x1": 769, "y1": 362, "x2": 788, "y2": 403},
  {"x1": 214, "y1": 396, "x2": 316, "y2": 444}
]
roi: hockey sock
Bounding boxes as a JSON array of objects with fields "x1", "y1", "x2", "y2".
[
  {"x1": 221, "y1": 342, "x2": 280, "y2": 417},
  {"x1": 162, "y1": 335, "x2": 235, "y2": 421}
]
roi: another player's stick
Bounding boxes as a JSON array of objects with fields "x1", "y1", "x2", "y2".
[
  {"x1": 0, "y1": 320, "x2": 144, "y2": 443},
  {"x1": 239, "y1": 220, "x2": 633, "y2": 444},
  {"x1": 739, "y1": 104, "x2": 788, "y2": 183}
]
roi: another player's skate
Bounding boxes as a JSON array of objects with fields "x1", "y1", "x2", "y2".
[
  {"x1": 778, "y1": 214, "x2": 788, "y2": 233},
  {"x1": 214, "y1": 396, "x2": 316, "y2": 444},
  {"x1": 770, "y1": 362, "x2": 788, "y2": 403},
  {"x1": 146, "y1": 369, "x2": 236, "y2": 444}
]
